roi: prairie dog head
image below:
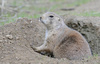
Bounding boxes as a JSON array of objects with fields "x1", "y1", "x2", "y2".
[{"x1": 39, "y1": 12, "x2": 64, "y2": 30}]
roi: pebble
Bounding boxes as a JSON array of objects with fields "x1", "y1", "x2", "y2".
[
  {"x1": 30, "y1": 21, "x2": 32, "y2": 23},
  {"x1": 16, "y1": 37, "x2": 19, "y2": 40},
  {"x1": 0, "y1": 40, "x2": 3, "y2": 43},
  {"x1": 0, "y1": 32, "x2": 2, "y2": 35},
  {"x1": 6, "y1": 35, "x2": 13, "y2": 40}
]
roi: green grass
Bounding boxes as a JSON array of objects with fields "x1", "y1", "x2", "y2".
[
  {"x1": 72, "y1": 11, "x2": 100, "y2": 17},
  {"x1": 0, "y1": 22, "x2": 5, "y2": 26},
  {"x1": 67, "y1": 0, "x2": 91, "y2": 7},
  {"x1": 93, "y1": 53, "x2": 98, "y2": 57},
  {"x1": 0, "y1": 18, "x2": 15, "y2": 26},
  {"x1": 17, "y1": 12, "x2": 40, "y2": 18},
  {"x1": 0, "y1": 12, "x2": 40, "y2": 26},
  {"x1": 23, "y1": 6, "x2": 48, "y2": 13},
  {"x1": 92, "y1": 53, "x2": 99, "y2": 59},
  {"x1": 2, "y1": 11, "x2": 99, "y2": 26},
  {"x1": 0, "y1": 0, "x2": 92, "y2": 26},
  {"x1": 11, "y1": 0, "x2": 24, "y2": 6},
  {"x1": 47, "y1": 0, "x2": 91, "y2": 11},
  {"x1": 50, "y1": 0, "x2": 66, "y2": 2}
]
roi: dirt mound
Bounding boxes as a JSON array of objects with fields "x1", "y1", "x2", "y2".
[
  {"x1": 0, "y1": 18, "x2": 100, "y2": 64},
  {"x1": 63, "y1": 15, "x2": 100, "y2": 55},
  {"x1": 0, "y1": 18, "x2": 46, "y2": 63}
]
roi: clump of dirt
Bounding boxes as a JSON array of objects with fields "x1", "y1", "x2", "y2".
[
  {"x1": 0, "y1": 18, "x2": 100, "y2": 64},
  {"x1": 64, "y1": 15, "x2": 100, "y2": 55},
  {"x1": 0, "y1": 18, "x2": 46, "y2": 62}
]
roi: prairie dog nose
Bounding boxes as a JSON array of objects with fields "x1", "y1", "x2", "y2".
[
  {"x1": 39, "y1": 17, "x2": 42, "y2": 22},
  {"x1": 40, "y1": 17, "x2": 42, "y2": 20}
]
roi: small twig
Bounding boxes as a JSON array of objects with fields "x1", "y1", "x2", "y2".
[
  {"x1": 61, "y1": 8, "x2": 75, "y2": 11},
  {"x1": 1, "y1": 0, "x2": 5, "y2": 16},
  {"x1": 12, "y1": 13, "x2": 17, "y2": 18},
  {"x1": 0, "y1": 5, "x2": 16, "y2": 12}
]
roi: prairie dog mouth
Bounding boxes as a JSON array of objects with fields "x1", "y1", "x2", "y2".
[
  {"x1": 39, "y1": 17, "x2": 44, "y2": 23},
  {"x1": 39, "y1": 17, "x2": 47, "y2": 26}
]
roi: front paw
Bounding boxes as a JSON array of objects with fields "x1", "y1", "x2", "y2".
[{"x1": 30, "y1": 44, "x2": 37, "y2": 51}]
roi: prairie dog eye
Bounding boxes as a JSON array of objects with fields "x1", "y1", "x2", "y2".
[{"x1": 49, "y1": 15, "x2": 54, "y2": 18}]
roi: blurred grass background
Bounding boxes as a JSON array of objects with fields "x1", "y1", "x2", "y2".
[{"x1": 0, "y1": 0, "x2": 96, "y2": 26}]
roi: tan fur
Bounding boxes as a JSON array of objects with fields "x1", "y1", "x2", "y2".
[{"x1": 31, "y1": 12, "x2": 92, "y2": 60}]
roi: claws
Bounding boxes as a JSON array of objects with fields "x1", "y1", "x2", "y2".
[
  {"x1": 30, "y1": 45, "x2": 37, "y2": 51},
  {"x1": 30, "y1": 44, "x2": 41, "y2": 53},
  {"x1": 30, "y1": 43, "x2": 48, "y2": 53},
  {"x1": 31, "y1": 47, "x2": 37, "y2": 51}
]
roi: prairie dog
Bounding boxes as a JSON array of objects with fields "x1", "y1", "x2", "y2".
[{"x1": 31, "y1": 12, "x2": 92, "y2": 60}]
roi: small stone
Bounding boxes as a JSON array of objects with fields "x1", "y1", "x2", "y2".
[
  {"x1": 0, "y1": 32, "x2": 2, "y2": 35},
  {"x1": 0, "y1": 40, "x2": 3, "y2": 43},
  {"x1": 16, "y1": 37, "x2": 19, "y2": 40},
  {"x1": 6, "y1": 35, "x2": 13, "y2": 40},
  {"x1": 3, "y1": 37, "x2": 5, "y2": 39},
  {"x1": 30, "y1": 21, "x2": 32, "y2": 23},
  {"x1": 4, "y1": 40, "x2": 7, "y2": 43},
  {"x1": 1, "y1": 56, "x2": 4, "y2": 59}
]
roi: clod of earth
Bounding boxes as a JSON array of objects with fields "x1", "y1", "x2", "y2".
[
  {"x1": 64, "y1": 15, "x2": 100, "y2": 55},
  {"x1": 6, "y1": 35, "x2": 13, "y2": 40}
]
